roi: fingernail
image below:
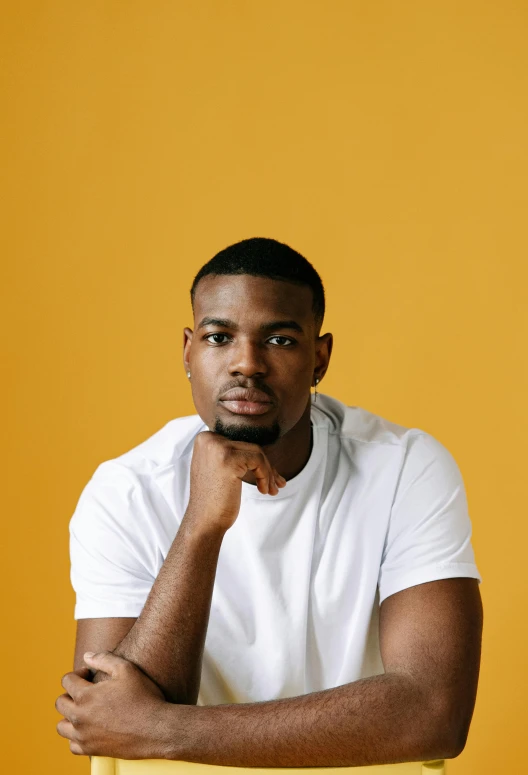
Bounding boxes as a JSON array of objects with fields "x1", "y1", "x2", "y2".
[{"x1": 84, "y1": 652, "x2": 95, "y2": 659}]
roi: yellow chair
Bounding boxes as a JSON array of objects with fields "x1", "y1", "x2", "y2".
[{"x1": 91, "y1": 757, "x2": 446, "y2": 775}]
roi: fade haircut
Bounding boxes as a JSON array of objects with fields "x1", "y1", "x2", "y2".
[{"x1": 190, "y1": 237, "x2": 325, "y2": 332}]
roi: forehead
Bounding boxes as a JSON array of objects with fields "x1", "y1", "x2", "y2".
[{"x1": 193, "y1": 274, "x2": 315, "y2": 325}]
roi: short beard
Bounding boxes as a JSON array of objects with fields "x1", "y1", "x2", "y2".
[{"x1": 213, "y1": 417, "x2": 281, "y2": 446}]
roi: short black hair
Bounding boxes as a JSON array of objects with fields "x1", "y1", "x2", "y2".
[{"x1": 190, "y1": 237, "x2": 325, "y2": 331}]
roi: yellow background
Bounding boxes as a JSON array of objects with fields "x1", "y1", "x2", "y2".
[{"x1": 2, "y1": 2, "x2": 526, "y2": 773}]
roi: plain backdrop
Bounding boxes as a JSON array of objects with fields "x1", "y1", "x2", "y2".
[{"x1": 2, "y1": 2, "x2": 527, "y2": 774}]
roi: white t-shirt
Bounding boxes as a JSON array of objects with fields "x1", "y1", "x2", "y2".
[{"x1": 69, "y1": 394, "x2": 482, "y2": 706}]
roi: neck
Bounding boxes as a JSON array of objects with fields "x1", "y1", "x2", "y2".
[{"x1": 242, "y1": 399, "x2": 313, "y2": 484}]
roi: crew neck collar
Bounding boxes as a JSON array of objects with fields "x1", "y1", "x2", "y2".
[{"x1": 241, "y1": 420, "x2": 325, "y2": 500}]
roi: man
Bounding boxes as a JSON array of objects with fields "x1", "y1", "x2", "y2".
[{"x1": 56, "y1": 237, "x2": 483, "y2": 767}]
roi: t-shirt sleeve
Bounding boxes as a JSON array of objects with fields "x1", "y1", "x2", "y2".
[
  {"x1": 378, "y1": 431, "x2": 482, "y2": 605},
  {"x1": 69, "y1": 463, "x2": 157, "y2": 619}
]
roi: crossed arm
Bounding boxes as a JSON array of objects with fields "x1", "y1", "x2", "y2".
[{"x1": 60, "y1": 509, "x2": 483, "y2": 766}]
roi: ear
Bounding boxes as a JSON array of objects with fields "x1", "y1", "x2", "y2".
[
  {"x1": 183, "y1": 327, "x2": 193, "y2": 374},
  {"x1": 314, "y1": 332, "x2": 333, "y2": 383}
]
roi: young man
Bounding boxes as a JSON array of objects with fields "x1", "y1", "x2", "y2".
[{"x1": 56, "y1": 237, "x2": 483, "y2": 767}]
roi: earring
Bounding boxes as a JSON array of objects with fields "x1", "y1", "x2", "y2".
[
  {"x1": 187, "y1": 371, "x2": 191, "y2": 379},
  {"x1": 313, "y1": 376, "x2": 320, "y2": 402}
]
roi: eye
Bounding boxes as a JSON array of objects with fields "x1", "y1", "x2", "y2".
[
  {"x1": 204, "y1": 333, "x2": 231, "y2": 345},
  {"x1": 267, "y1": 336, "x2": 295, "y2": 346}
]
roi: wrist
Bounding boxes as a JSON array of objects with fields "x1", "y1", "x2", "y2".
[
  {"x1": 160, "y1": 703, "x2": 204, "y2": 762},
  {"x1": 181, "y1": 506, "x2": 229, "y2": 542}
]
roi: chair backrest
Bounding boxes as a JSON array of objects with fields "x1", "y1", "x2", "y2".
[{"x1": 91, "y1": 757, "x2": 445, "y2": 775}]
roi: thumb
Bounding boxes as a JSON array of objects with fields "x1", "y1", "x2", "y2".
[{"x1": 83, "y1": 650, "x2": 129, "y2": 677}]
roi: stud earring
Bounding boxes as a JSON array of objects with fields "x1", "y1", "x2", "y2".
[{"x1": 187, "y1": 371, "x2": 191, "y2": 379}]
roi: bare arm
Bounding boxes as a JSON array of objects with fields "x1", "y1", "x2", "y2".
[
  {"x1": 75, "y1": 521, "x2": 221, "y2": 704},
  {"x1": 86, "y1": 432, "x2": 284, "y2": 704},
  {"x1": 156, "y1": 577, "x2": 483, "y2": 766},
  {"x1": 95, "y1": 514, "x2": 225, "y2": 702},
  {"x1": 73, "y1": 618, "x2": 137, "y2": 671},
  {"x1": 58, "y1": 576, "x2": 482, "y2": 764}
]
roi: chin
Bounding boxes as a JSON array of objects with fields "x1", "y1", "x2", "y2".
[{"x1": 213, "y1": 417, "x2": 281, "y2": 446}]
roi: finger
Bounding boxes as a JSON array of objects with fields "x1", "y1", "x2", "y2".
[
  {"x1": 244, "y1": 451, "x2": 274, "y2": 494},
  {"x1": 229, "y1": 444, "x2": 277, "y2": 495},
  {"x1": 268, "y1": 468, "x2": 278, "y2": 496},
  {"x1": 267, "y1": 465, "x2": 286, "y2": 495},
  {"x1": 82, "y1": 650, "x2": 129, "y2": 677},
  {"x1": 61, "y1": 671, "x2": 91, "y2": 699},
  {"x1": 56, "y1": 716, "x2": 77, "y2": 740},
  {"x1": 272, "y1": 469, "x2": 286, "y2": 490},
  {"x1": 70, "y1": 740, "x2": 84, "y2": 755},
  {"x1": 73, "y1": 666, "x2": 93, "y2": 679},
  {"x1": 275, "y1": 471, "x2": 287, "y2": 488},
  {"x1": 55, "y1": 692, "x2": 76, "y2": 718}
]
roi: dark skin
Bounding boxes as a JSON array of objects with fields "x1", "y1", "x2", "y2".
[
  {"x1": 183, "y1": 274, "x2": 333, "y2": 482},
  {"x1": 56, "y1": 274, "x2": 483, "y2": 765}
]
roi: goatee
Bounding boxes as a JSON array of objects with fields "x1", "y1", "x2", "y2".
[{"x1": 213, "y1": 417, "x2": 281, "y2": 446}]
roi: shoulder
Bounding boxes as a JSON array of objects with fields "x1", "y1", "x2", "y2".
[
  {"x1": 76, "y1": 413, "x2": 206, "y2": 502},
  {"x1": 110, "y1": 413, "x2": 205, "y2": 471},
  {"x1": 312, "y1": 393, "x2": 415, "y2": 447},
  {"x1": 312, "y1": 393, "x2": 461, "y2": 479}
]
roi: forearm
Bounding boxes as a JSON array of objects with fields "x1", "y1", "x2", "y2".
[
  {"x1": 165, "y1": 672, "x2": 455, "y2": 767},
  {"x1": 94, "y1": 510, "x2": 225, "y2": 704}
]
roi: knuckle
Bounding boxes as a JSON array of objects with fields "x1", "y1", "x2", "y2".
[
  {"x1": 242, "y1": 441, "x2": 260, "y2": 452},
  {"x1": 222, "y1": 446, "x2": 235, "y2": 462},
  {"x1": 258, "y1": 451, "x2": 270, "y2": 468}
]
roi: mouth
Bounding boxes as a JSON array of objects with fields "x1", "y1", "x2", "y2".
[{"x1": 219, "y1": 388, "x2": 274, "y2": 416}]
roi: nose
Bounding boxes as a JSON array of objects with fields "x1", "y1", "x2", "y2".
[{"x1": 228, "y1": 337, "x2": 268, "y2": 378}]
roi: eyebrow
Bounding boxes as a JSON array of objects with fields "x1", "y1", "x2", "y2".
[
  {"x1": 197, "y1": 317, "x2": 305, "y2": 334},
  {"x1": 260, "y1": 320, "x2": 305, "y2": 334}
]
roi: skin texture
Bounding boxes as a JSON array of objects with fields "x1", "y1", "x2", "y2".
[
  {"x1": 184, "y1": 274, "x2": 333, "y2": 481},
  {"x1": 73, "y1": 618, "x2": 136, "y2": 671},
  {"x1": 56, "y1": 274, "x2": 483, "y2": 765}
]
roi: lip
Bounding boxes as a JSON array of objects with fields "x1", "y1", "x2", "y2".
[
  {"x1": 220, "y1": 388, "x2": 273, "y2": 402},
  {"x1": 219, "y1": 388, "x2": 274, "y2": 416},
  {"x1": 220, "y1": 400, "x2": 272, "y2": 416}
]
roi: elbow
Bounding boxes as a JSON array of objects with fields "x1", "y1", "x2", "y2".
[
  {"x1": 427, "y1": 728, "x2": 468, "y2": 761},
  {"x1": 439, "y1": 700, "x2": 477, "y2": 759},
  {"x1": 415, "y1": 726, "x2": 466, "y2": 763},
  {"x1": 418, "y1": 698, "x2": 473, "y2": 761},
  {"x1": 444, "y1": 721, "x2": 471, "y2": 759}
]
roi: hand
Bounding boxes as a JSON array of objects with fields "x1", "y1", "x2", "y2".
[
  {"x1": 55, "y1": 651, "x2": 170, "y2": 759},
  {"x1": 186, "y1": 431, "x2": 286, "y2": 531}
]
